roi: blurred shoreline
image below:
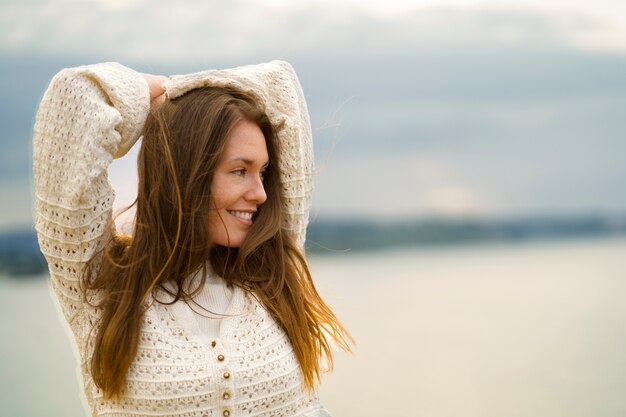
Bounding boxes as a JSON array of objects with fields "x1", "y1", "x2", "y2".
[{"x1": 2, "y1": 213, "x2": 626, "y2": 276}]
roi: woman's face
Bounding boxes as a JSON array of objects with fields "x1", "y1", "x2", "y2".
[{"x1": 208, "y1": 119, "x2": 269, "y2": 247}]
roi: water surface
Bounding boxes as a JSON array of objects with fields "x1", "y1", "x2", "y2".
[{"x1": 1, "y1": 237, "x2": 625, "y2": 416}]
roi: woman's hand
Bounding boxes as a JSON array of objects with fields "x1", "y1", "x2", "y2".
[{"x1": 141, "y1": 73, "x2": 168, "y2": 108}]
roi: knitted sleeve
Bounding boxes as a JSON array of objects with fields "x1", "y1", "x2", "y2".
[
  {"x1": 164, "y1": 61, "x2": 314, "y2": 250},
  {"x1": 33, "y1": 63, "x2": 150, "y2": 338}
]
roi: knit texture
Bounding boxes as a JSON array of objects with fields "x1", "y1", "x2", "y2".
[
  {"x1": 33, "y1": 62, "x2": 322, "y2": 417},
  {"x1": 185, "y1": 265, "x2": 234, "y2": 338}
]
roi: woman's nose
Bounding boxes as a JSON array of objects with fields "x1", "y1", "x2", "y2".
[{"x1": 245, "y1": 174, "x2": 267, "y2": 205}]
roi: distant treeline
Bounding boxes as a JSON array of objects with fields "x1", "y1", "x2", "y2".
[
  {"x1": 2, "y1": 215, "x2": 626, "y2": 276},
  {"x1": 0, "y1": 230, "x2": 47, "y2": 277},
  {"x1": 306, "y1": 215, "x2": 626, "y2": 253}
]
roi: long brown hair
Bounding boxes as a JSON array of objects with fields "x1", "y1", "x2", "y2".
[{"x1": 83, "y1": 86, "x2": 352, "y2": 399}]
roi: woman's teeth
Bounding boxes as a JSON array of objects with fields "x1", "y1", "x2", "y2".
[{"x1": 229, "y1": 210, "x2": 254, "y2": 220}]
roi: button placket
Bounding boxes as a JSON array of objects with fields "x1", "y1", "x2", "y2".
[{"x1": 211, "y1": 339, "x2": 234, "y2": 414}]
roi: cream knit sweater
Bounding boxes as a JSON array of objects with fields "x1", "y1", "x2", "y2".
[{"x1": 33, "y1": 61, "x2": 326, "y2": 417}]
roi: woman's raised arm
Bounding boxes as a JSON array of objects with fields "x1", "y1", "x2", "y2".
[{"x1": 33, "y1": 63, "x2": 150, "y2": 336}]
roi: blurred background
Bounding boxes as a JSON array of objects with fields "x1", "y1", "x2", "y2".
[{"x1": 1, "y1": 0, "x2": 626, "y2": 416}]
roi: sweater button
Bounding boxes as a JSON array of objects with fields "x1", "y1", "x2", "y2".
[
  {"x1": 211, "y1": 340, "x2": 217, "y2": 348},
  {"x1": 222, "y1": 391, "x2": 231, "y2": 400},
  {"x1": 223, "y1": 371, "x2": 231, "y2": 379},
  {"x1": 217, "y1": 354, "x2": 225, "y2": 361},
  {"x1": 223, "y1": 410, "x2": 231, "y2": 417}
]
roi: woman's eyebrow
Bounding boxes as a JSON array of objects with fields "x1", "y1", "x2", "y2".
[{"x1": 230, "y1": 157, "x2": 270, "y2": 167}]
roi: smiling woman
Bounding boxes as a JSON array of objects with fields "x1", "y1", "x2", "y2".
[
  {"x1": 32, "y1": 61, "x2": 351, "y2": 417},
  {"x1": 209, "y1": 119, "x2": 270, "y2": 248}
]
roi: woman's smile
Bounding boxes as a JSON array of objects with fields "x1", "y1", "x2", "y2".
[{"x1": 227, "y1": 210, "x2": 255, "y2": 225}]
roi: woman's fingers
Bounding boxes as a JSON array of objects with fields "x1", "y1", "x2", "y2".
[{"x1": 141, "y1": 74, "x2": 169, "y2": 106}]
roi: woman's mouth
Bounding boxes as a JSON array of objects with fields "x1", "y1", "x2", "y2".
[{"x1": 228, "y1": 210, "x2": 255, "y2": 224}]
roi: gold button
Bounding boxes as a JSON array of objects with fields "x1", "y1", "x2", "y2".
[
  {"x1": 211, "y1": 340, "x2": 216, "y2": 348},
  {"x1": 223, "y1": 372, "x2": 230, "y2": 379},
  {"x1": 223, "y1": 410, "x2": 231, "y2": 417},
  {"x1": 217, "y1": 354, "x2": 225, "y2": 361},
  {"x1": 222, "y1": 392, "x2": 230, "y2": 400}
]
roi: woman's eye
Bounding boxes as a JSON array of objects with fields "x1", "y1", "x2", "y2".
[
  {"x1": 232, "y1": 168, "x2": 246, "y2": 176},
  {"x1": 260, "y1": 170, "x2": 266, "y2": 181}
]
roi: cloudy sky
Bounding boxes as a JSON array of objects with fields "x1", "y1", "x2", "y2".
[{"x1": 1, "y1": 0, "x2": 626, "y2": 230}]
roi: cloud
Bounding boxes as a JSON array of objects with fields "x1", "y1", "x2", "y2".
[
  {"x1": 2, "y1": 0, "x2": 626, "y2": 63},
  {"x1": 312, "y1": 151, "x2": 493, "y2": 218},
  {"x1": 2, "y1": 0, "x2": 626, "y2": 226}
]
